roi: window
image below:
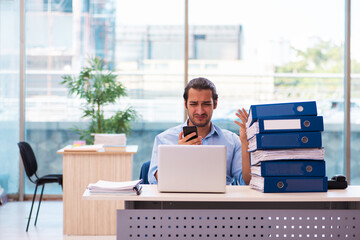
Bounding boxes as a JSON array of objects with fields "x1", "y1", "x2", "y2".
[
  {"x1": 351, "y1": 0, "x2": 360, "y2": 184},
  {"x1": 0, "y1": 0, "x2": 20, "y2": 194},
  {"x1": 24, "y1": 0, "x2": 184, "y2": 194},
  {"x1": 189, "y1": 0, "x2": 345, "y2": 180},
  {"x1": 1, "y1": 0, "x2": 358, "y2": 195}
]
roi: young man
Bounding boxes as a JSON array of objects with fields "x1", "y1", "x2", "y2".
[{"x1": 148, "y1": 77, "x2": 251, "y2": 185}]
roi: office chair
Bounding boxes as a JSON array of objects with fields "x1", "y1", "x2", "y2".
[
  {"x1": 139, "y1": 161, "x2": 150, "y2": 184},
  {"x1": 17, "y1": 141, "x2": 63, "y2": 232}
]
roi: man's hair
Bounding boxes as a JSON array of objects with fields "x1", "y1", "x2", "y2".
[{"x1": 183, "y1": 77, "x2": 218, "y2": 105}]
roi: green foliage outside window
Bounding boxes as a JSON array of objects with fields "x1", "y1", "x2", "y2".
[
  {"x1": 61, "y1": 56, "x2": 137, "y2": 144},
  {"x1": 276, "y1": 40, "x2": 343, "y2": 75},
  {"x1": 275, "y1": 40, "x2": 360, "y2": 99}
]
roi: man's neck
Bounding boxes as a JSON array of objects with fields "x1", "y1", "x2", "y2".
[{"x1": 187, "y1": 120, "x2": 212, "y2": 138}]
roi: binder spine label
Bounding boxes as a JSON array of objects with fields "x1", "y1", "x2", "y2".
[{"x1": 263, "y1": 119, "x2": 301, "y2": 130}]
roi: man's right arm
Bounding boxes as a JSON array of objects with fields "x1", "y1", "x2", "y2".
[{"x1": 148, "y1": 135, "x2": 161, "y2": 184}]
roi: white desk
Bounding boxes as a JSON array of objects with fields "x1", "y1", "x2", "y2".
[
  {"x1": 83, "y1": 185, "x2": 360, "y2": 202},
  {"x1": 58, "y1": 145, "x2": 137, "y2": 235},
  {"x1": 84, "y1": 185, "x2": 360, "y2": 239}
]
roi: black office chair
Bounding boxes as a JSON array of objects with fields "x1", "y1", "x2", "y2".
[
  {"x1": 17, "y1": 141, "x2": 63, "y2": 232},
  {"x1": 139, "y1": 161, "x2": 150, "y2": 184}
]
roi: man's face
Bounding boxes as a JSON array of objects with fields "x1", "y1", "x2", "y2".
[{"x1": 185, "y1": 88, "x2": 217, "y2": 127}]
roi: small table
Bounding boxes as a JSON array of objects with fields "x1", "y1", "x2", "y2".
[{"x1": 58, "y1": 145, "x2": 137, "y2": 235}]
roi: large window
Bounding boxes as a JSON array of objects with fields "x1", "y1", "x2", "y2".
[
  {"x1": 0, "y1": 0, "x2": 20, "y2": 194},
  {"x1": 1, "y1": 0, "x2": 359, "y2": 196},
  {"x1": 23, "y1": 0, "x2": 185, "y2": 194},
  {"x1": 351, "y1": 0, "x2": 360, "y2": 184},
  {"x1": 189, "y1": 0, "x2": 346, "y2": 180},
  {"x1": 113, "y1": 0, "x2": 185, "y2": 175}
]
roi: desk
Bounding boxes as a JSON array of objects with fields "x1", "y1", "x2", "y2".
[
  {"x1": 84, "y1": 185, "x2": 360, "y2": 239},
  {"x1": 58, "y1": 145, "x2": 137, "y2": 235}
]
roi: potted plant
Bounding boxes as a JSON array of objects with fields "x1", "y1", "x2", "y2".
[{"x1": 61, "y1": 56, "x2": 137, "y2": 144}]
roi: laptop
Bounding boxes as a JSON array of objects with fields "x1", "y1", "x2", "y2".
[{"x1": 157, "y1": 145, "x2": 227, "y2": 193}]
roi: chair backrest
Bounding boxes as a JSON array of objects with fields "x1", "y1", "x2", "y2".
[
  {"x1": 139, "y1": 161, "x2": 150, "y2": 184},
  {"x1": 17, "y1": 142, "x2": 38, "y2": 181}
]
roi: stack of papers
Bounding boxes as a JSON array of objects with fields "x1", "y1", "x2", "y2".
[
  {"x1": 93, "y1": 133, "x2": 127, "y2": 145},
  {"x1": 250, "y1": 148, "x2": 325, "y2": 165},
  {"x1": 103, "y1": 145, "x2": 126, "y2": 152},
  {"x1": 246, "y1": 121, "x2": 261, "y2": 140},
  {"x1": 248, "y1": 175, "x2": 265, "y2": 192},
  {"x1": 87, "y1": 179, "x2": 142, "y2": 195},
  {"x1": 63, "y1": 144, "x2": 104, "y2": 152}
]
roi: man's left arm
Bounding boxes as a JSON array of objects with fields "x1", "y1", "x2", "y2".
[
  {"x1": 235, "y1": 108, "x2": 251, "y2": 185},
  {"x1": 240, "y1": 138, "x2": 251, "y2": 185}
]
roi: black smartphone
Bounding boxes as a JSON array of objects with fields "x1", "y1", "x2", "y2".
[{"x1": 183, "y1": 126, "x2": 198, "y2": 142}]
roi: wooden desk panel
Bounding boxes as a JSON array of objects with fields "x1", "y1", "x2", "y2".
[{"x1": 59, "y1": 146, "x2": 137, "y2": 235}]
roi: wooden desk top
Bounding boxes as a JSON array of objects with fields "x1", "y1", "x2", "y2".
[
  {"x1": 83, "y1": 185, "x2": 360, "y2": 202},
  {"x1": 57, "y1": 145, "x2": 138, "y2": 155}
]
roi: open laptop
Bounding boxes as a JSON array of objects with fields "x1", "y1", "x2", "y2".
[{"x1": 157, "y1": 145, "x2": 226, "y2": 193}]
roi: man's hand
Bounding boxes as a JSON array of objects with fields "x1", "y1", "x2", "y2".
[
  {"x1": 178, "y1": 131, "x2": 202, "y2": 145},
  {"x1": 234, "y1": 108, "x2": 248, "y2": 143}
]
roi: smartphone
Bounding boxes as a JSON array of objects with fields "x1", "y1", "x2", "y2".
[{"x1": 183, "y1": 126, "x2": 198, "y2": 142}]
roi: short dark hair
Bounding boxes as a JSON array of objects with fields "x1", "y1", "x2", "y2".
[{"x1": 183, "y1": 77, "x2": 218, "y2": 105}]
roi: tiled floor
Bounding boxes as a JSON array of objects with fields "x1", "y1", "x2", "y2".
[{"x1": 0, "y1": 200, "x2": 115, "y2": 240}]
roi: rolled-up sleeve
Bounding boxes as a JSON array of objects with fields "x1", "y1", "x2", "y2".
[{"x1": 148, "y1": 135, "x2": 161, "y2": 184}]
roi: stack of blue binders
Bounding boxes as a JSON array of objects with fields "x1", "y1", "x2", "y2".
[{"x1": 247, "y1": 101, "x2": 328, "y2": 193}]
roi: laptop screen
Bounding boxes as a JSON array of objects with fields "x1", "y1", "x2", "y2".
[{"x1": 157, "y1": 145, "x2": 226, "y2": 193}]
